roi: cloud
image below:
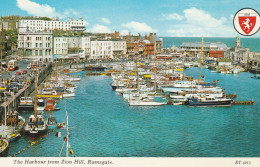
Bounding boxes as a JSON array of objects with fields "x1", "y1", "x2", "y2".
[
  {"x1": 122, "y1": 21, "x2": 156, "y2": 34},
  {"x1": 120, "y1": 30, "x2": 129, "y2": 36},
  {"x1": 166, "y1": 7, "x2": 236, "y2": 37},
  {"x1": 101, "y1": 18, "x2": 111, "y2": 24},
  {"x1": 162, "y1": 13, "x2": 183, "y2": 21},
  {"x1": 90, "y1": 24, "x2": 111, "y2": 33},
  {"x1": 17, "y1": 0, "x2": 79, "y2": 19},
  {"x1": 230, "y1": 14, "x2": 234, "y2": 20}
]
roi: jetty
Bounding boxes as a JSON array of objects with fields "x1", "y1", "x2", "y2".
[{"x1": 232, "y1": 101, "x2": 255, "y2": 105}]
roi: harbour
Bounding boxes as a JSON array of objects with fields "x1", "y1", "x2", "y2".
[
  {"x1": 0, "y1": 7, "x2": 259, "y2": 159},
  {"x1": 2, "y1": 64, "x2": 259, "y2": 157}
]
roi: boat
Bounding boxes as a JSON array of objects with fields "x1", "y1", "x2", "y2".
[
  {"x1": 18, "y1": 97, "x2": 34, "y2": 111},
  {"x1": 9, "y1": 133, "x2": 21, "y2": 142},
  {"x1": 129, "y1": 98, "x2": 166, "y2": 106},
  {"x1": 211, "y1": 70, "x2": 218, "y2": 73},
  {"x1": 37, "y1": 99, "x2": 45, "y2": 111},
  {"x1": 187, "y1": 95, "x2": 233, "y2": 107},
  {"x1": 46, "y1": 116, "x2": 57, "y2": 129},
  {"x1": 45, "y1": 99, "x2": 60, "y2": 111},
  {"x1": 23, "y1": 63, "x2": 48, "y2": 138},
  {"x1": 0, "y1": 134, "x2": 9, "y2": 157},
  {"x1": 172, "y1": 102, "x2": 183, "y2": 105},
  {"x1": 172, "y1": 80, "x2": 197, "y2": 88},
  {"x1": 6, "y1": 111, "x2": 25, "y2": 132},
  {"x1": 23, "y1": 115, "x2": 48, "y2": 137},
  {"x1": 251, "y1": 74, "x2": 260, "y2": 79}
]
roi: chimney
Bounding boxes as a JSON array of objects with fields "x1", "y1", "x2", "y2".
[
  {"x1": 145, "y1": 35, "x2": 147, "y2": 40},
  {"x1": 149, "y1": 33, "x2": 153, "y2": 42}
]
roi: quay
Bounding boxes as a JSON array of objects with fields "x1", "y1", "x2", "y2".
[{"x1": 0, "y1": 64, "x2": 53, "y2": 121}]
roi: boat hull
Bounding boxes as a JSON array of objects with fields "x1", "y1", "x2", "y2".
[
  {"x1": 129, "y1": 101, "x2": 166, "y2": 106},
  {"x1": 23, "y1": 129, "x2": 48, "y2": 138},
  {"x1": 187, "y1": 99, "x2": 233, "y2": 107},
  {"x1": 18, "y1": 105, "x2": 34, "y2": 111}
]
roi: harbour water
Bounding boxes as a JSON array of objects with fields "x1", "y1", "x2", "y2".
[{"x1": 8, "y1": 67, "x2": 260, "y2": 157}]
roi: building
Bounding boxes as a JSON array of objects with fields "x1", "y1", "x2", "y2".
[
  {"x1": 224, "y1": 37, "x2": 253, "y2": 64},
  {"x1": 90, "y1": 39, "x2": 126, "y2": 60},
  {"x1": 0, "y1": 35, "x2": 12, "y2": 59},
  {"x1": 148, "y1": 33, "x2": 163, "y2": 54},
  {"x1": 111, "y1": 39, "x2": 127, "y2": 59},
  {"x1": 123, "y1": 33, "x2": 143, "y2": 56},
  {"x1": 208, "y1": 50, "x2": 224, "y2": 59},
  {"x1": 180, "y1": 42, "x2": 228, "y2": 51},
  {"x1": 19, "y1": 17, "x2": 86, "y2": 32},
  {"x1": 17, "y1": 31, "x2": 53, "y2": 62},
  {"x1": 0, "y1": 16, "x2": 19, "y2": 31},
  {"x1": 143, "y1": 39, "x2": 154, "y2": 56},
  {"x1": 218, "y1": 58, "x2": 232, "y2": 66},
  {"x1": 249, "y1": 52, "x2": 260, "y2": 67},
  {"x1": 53, "y1": 36, "x2": 91, "y2": 60}
]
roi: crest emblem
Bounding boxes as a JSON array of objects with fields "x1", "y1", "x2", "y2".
[
  {"x1": 233, "y1": 8, "x2": 260, "y2": 36},
  {"x1": 238, "y1": 16, "x2": 256, "y2": 34}
]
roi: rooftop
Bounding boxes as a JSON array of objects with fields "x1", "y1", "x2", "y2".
[{"x1": 180, "y1": 42, "x2": 228, "y2": 48}]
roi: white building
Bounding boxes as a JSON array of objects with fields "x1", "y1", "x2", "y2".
[
  {"x1": 19, "y1": 17, "x2": 86, "y2": 32},
  {"x1": 53, "y1": 36, "x2": 91, "y2": 59},
  {"x1": 18, "y1": 31, "x2": 53, "y2": 62},
  {"x1": 224, "y1": 37, "x2": 253, "y2": 64},
  {"x1": 90, "y1": 39, "x2": 126, "y2": 60}
]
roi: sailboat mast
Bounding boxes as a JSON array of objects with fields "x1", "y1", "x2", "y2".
[
  {"x1": 198, "y1": 37, "x2": 204, "y2": 84},
  {"x1": 66, "y1": 110, "x2": 69, "y2": 157},
  {"x1": 34, "y1": 64, "x2": 38, "y2": 124}
]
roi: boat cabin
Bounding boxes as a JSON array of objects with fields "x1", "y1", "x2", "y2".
[
  {"x1": 20, "y1": 97, "x2": 33, "y2": 104},
  {"x1": 45, "y1": 99, "x2": 55, "y2": 111}
]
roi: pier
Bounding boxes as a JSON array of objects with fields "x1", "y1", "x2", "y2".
[{"x1": 232, "y1": 101, "x2": 255, "y2": 105}]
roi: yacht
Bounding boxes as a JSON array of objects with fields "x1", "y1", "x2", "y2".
[{"x1": 187, "y1": 95, "x2": 233, "y2": 107}]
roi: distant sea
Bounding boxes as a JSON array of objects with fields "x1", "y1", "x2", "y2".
[{"x1": 161, "y1": 37, "x2": 260, "y2": 52}]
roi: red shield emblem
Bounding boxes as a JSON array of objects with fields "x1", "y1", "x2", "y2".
[{"x1": 238, "y1": 16, "x2": 256, "y2": 34}]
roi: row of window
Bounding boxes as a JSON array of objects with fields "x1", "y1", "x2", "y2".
[{"x1": 24, "y1": 20, "x2": 84, "y2": 26}]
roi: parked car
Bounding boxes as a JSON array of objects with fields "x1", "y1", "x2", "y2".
[
  {"x1": 16, "y1": 71, "x2": 21, "y2": 75},
  {"x1": 22, "y1": 70, "x2": 27, "y2": 74}
]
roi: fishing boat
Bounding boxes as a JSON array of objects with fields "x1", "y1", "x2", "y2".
[
  {"x1": 46, "y1": 116, "x2": 57, "y2": 129},
  {"x1": 0, "y1": 134, "x2": 9, "y2": 157},
  {"x1": 18, "y1": 97, "x2": 34, "y2": 111},
  {"x1": 6, "y1": 111, "x2": 25, "y2": 132},
  {"x1": 23, "y1": 63, "x2": 48, "y2": 138},
  {"x1": 45, "y1": 99, "x2": 60, "y2": 111},
  {"x1": 23, "y1": 115, "x2": 48, "y2": 137},
  {"x1": 187, "y1": 95, "x2": 233, "y2": 107}
]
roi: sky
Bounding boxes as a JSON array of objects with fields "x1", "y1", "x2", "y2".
[{"x1": 0, "y1": 0, "x2": 259, "y2": 37}]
